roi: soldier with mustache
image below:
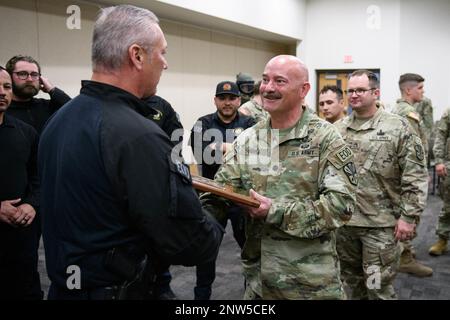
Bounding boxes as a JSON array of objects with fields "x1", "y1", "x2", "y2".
[{"x1": 200, "y1": 56, "x2": 357, "y2": 299}]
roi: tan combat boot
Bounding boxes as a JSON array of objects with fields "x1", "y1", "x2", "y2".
[
  {"x1": 398, "y1": 249, "x2": 433, "y2": 277},
  {"x1": 429, "y1": 238, "x2": 448, "y2": 256}
]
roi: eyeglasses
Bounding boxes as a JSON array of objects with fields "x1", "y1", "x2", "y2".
[
  {"x1": 345, "y1": 88, "x2": 377, "y2": 96},
  {"x1": 13, "y1": 71, "x2": 41, "y2": 80}
]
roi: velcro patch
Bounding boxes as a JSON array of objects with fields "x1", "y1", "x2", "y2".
[
  {"x1": 343, "y1": 162, "x2": 358, "y2": 185},
  {"x1": 174, "y1": 159, "x2": 192, "y2": 183},
  {"x1": 287, "y1": 148, "x2": 319, "y2": 158},
  {"x1": 369, "y1": 135, "x2": 392, "y2": 141},
  {"x1": 328, "y1": 144, "x2": 354, "y2": 169},
  {"x1": 407, "y1": 112, "x2": 420, "y2": 122},
  {"x1": 415, "y1": 143, "x2": 424, "y2": 161},
  {"x1": 336, "y1": 146, "x2": 353, "y2": 163}
]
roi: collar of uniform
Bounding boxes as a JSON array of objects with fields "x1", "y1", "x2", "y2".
[
  {"x1": 212, "y1": 110, "x2": 239, "y2": 127},
  {"x1": 263, "y1": 105, "x2": 311, "y2": 145},
  {"x1": 80, "y1": 80, "x2": 149, "y2": 115},
  {"x1": 251, "y1": 100, "x2": 264, "y2": 111},
  {"x1": 0, "y1": 114, "x2": 17, "y2": 128},
  {"x1": 396, "y1": 98, "x2": 414, "y2": 107},
  {"x1": 346, "y1": 105, "x2": 384, "y2": 131}
]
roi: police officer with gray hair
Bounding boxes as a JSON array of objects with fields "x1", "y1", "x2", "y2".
[{"x1": 39, "y1": 5, "x2": 223, "y2": 300}]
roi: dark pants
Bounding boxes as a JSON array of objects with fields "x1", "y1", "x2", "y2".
[
  {"x1": 0, "y1": 214, "x2": 42, "y2": 300},
  {"x1": 195, "y1": 205, "x2": 245, "y2": 300},
  {"x1": 155, "y1": 267, "x2": 172, "y2": 295},
  {"x1": 48, "y1": 284, "x2": 122, "y2": 300}
]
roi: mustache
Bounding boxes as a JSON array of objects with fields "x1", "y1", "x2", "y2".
[{"x1": 262, "y1": 92, "x2": 282, "y2": 99}]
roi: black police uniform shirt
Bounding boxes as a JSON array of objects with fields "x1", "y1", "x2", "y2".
[
  {"x1": 7, "y1": 87, "x2": 71, "y2": 135},
  {"x1": 38, "y1": 81, "x2": 222, "y2": 289},
  {"x1": 190, "y1": 111, "x2": 256, "y2": 179}
]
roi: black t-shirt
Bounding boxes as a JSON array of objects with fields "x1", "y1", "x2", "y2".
[
  {"x1": 7, "y1": 87, "x2": 71, "y2": 135},
  {"x1": 0, "y1": 115, "x2": 39, "y2": 208},
  {"x1": 190, "y1": 112, "x2": 255, "y2": 179}
]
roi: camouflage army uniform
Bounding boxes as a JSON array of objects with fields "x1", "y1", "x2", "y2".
[
  {"x1": 433, "y1": 109, "x2": 450, "y2": 240},
  {"x1": 414, "y1": 96, "x2": 434, "y2": 144},
  {"x1": 201, "y1": 106, "x2": 357, "y2": 300},
  {"x1": 393, "y1": 99, "x2": 429, "y2": 165},
  {"x1": 334, "y1": 106, "x2": 428, "y2": 300},
  {"x1": 239, "y1": 99, "x2": 269, "y2": 124}
]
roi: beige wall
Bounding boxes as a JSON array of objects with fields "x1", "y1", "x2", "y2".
[{"x1": 0, "y1": 0, "x2": 291, "y2": 160}]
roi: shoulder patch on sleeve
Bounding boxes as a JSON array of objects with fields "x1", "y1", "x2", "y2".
[
  {"x1": 343, "y1": 162, "x2": 358, "y2": 186},
  {"x1": 328, "y1": 144, "x2": 354, "y2": 169},
  {"x1": 407, "y1": 112, "x2": 420, "y2": 122}
]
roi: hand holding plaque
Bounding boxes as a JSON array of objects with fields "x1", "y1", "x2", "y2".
[{"x1": 191, "y1": 175, "x2": 260, "y2": 208}]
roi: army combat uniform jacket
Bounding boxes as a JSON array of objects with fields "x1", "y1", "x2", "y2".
[
  {"x1": 202, "y1": 106, "x2": 357, "y2": 299},
  {"x1": 393, "y1": 99, "x2": 429, "y2": 164},
  {"x1": 335, "y1": 107, "x2": 428, "y2": 227},
  {"x1": 414, "y1": 97, "x2": 434, "y2": 142}
]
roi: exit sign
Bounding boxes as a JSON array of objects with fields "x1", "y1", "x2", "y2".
[{"x1": 344, "y1": 55, "x2": 353, "y2": 63}]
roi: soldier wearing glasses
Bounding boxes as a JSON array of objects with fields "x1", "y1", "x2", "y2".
[
  {"x1": 5, "y1": 55, "x2": 71, "y2": 134},
  {"x1": 334, "y1": 70, "x2": 428, "y2": 300}
]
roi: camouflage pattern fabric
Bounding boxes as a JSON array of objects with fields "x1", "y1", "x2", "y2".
[
  {"x1": 433, "y1": 109, "x2": 450, "y2": 239},
  {"x1": 201, "y1": 106, "x2": 357, "y2": 299},
  {"x1": 334, "y1": 106, "x2": 428, "y2": 300},
  {"x1": 336, "y1": 226, "x2": 401, "y2": 300},
  {"x1": 414, "y1": 96, "x2": 434, "y2": 143},
  {"x1": 334, "y1": 106, "x2": 428, "y2": 227},
  {"x1": 239, "y1": 99, "x2": 269, "y2": 124},
  {"x1": 393, "y1": 99, "x2": 429, "y2": 165}
]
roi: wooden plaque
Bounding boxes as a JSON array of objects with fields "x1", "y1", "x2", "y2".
[{"x1": 191, "y1": 175, "x2": 260, "y2": 208}]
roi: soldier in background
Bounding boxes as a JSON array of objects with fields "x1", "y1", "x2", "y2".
[
  {"x1": 202, "y1": 55, "x2": 357, "y2": 299},
  {"x1": 414, "y1": 96, "x2": 434, "y2": 150},
  {"x1": 429, "y1": 109, "x2": 450, "y2": 256},
  {"x1": 392, "y1": 73, "x2": 433, "y2": 277},
  {"x1": 335, "y1": 70, "x2": 428, "y2": 299},
  {"x1": 238, "y1": 80, "x2": 268, "y2": 124},
  {"x1": 318, "y1": 85, "x2": 346, "y2": 124},
  {"x1": 190, "y1": 81, "x2": 254, "y2": 300},
  {"x1": 236, "y1": 72, "x2": 255, "y2": 105}
]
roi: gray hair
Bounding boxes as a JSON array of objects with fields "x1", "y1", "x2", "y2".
[{"x1": 92, "y1": 5, "x2": 160, "y2": 72}]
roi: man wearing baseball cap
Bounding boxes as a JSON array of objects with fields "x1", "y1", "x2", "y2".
[{"x1": 189, "y1": 81, "x2": 255, "y2": 299}]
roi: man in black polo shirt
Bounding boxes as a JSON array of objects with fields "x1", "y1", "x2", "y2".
[
  {"x1": 190, "y1": 80, "x2": 255, "y2": 299},
  {"x1": 0, "y1": 66, "x2": 40, "y2": 299}
]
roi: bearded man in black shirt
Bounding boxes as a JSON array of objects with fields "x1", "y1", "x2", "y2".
[{"x1": 0, "y1": 66, "x2": 40, "y2": 300}]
